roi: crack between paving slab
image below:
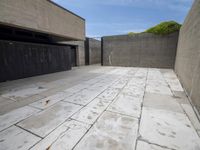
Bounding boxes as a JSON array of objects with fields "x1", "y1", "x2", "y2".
[
  {"x1": 36, "y1": 127, "x2": 71, "y2": 150},
  {"x1": 135, "y1": 68, "x2": 149, "y2": 150},
  {"x1": 23, "y1": 72, "x2": 127, "y2": 147},
  {"x1": 60, "y1": 73, "x2": 126, "y2": 109},
  {"x1": 15, "y1": 124, "x2": 43, "y2": 139},
  {"x1": 161, "y1": 70, "x2": 200, "y2": 137},
  {"x1": 0, "y1": 108, "x2": 43, "y2": 133},
  {"x1": 180, "y1": 104, "x2": 200, "y2": 137},
  {"x1": 71, "y1": 68, "x2": 139, "y2": 150},
  {"x1": 0, "y1": 67, "x2": 114, "y2": 116},
  {"x1": 15, "y1": 104, "x2": 85, "y2": 148},
  {"x1": 32, "y1": 69, "x2": 116, "y2": 110},
  {"x1": 138, "y1": 138, "x2": 176, "y2": 150},
  {"x1": 106, "y1": 110, "x2": 139, "y2": 119}
]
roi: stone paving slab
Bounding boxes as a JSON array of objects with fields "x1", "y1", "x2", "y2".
[
  {"x1": 74, "y1": 111, "x2": 138, "y2": 150},
  {"x1": 1, "y1": 85, "x2": 47, "y2": 101},
  {"x1": 17, "y1": 102, "x2": 82, "y2": 137},
  {"x1": 172, "y1": 91, "x2": 190, "y2": 104},
  {"x1": 143, "y1": 93, "x2": 184, "y2": 113},
  {"x1": 30, "y1": 119, "x2": 90, "y2": 150},
  {"x1": 0, "y1": 96, "x2": 14, "y2": 109},
  {"x1": 161, "y1": 69, "x2": 184, "y2": 92},
  {"x1": 64, "y1": 83, "x2": 91, "y2": 94},
  {"x1": 136, "y1": 140, "x2": 169, "y2": 150},
  {"x1": 0, "y1": 66, "x2": 200, "y2": 150},
  {"x1": 29, "y1": 92, "x2": 73, "y2": 110},
  {"x1": 71, "y1": 106, "x2": 103, "y2": 125},
  {"x1": 181, "y1": 104, "x2": 200, "y2": 132},
  {"x1": 63, "y1": 89, "x2": 101, "y2": 106},
  {"x1": 0, "y1": 126, "x2": 41, "y2": 150},
  {"x1": 146, "y1": 69, "x2": 172, "y2": 96},
  {"x1": 108, "y1": 94, "x2": 142, "y2": 118},
  {"x1": 139, "y1": 107, "x2": 200, "y2": 150},
  {"x1": 96, "y1": 87, "x2": 121, "y2": 101},
  {"x1": 0, "y1": 94, "x2": 45, "y2": 115},
  {"x1": 146, "y1": 84, "x2": 172, "y2": 96},
  {"x1": 0, "y1": 106, "x2": 40, "y2": 132},
  {"x1": 87, "y1": 97, "x2": 112, "y2": 111}
]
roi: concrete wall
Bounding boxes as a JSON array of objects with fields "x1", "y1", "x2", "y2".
[
  {"x1": 175, "y1": 0, "x2": 200, "y2": 113},
  {"x1": 0, "y1": 0, "x2": 85, "y2": 40},
  {"x1": 85, "y1": 38, "x2": 101, "y2": 65},
  {"x1": 64, "y1": 41, "x2": 85, "y2": 66},
  {"x1": 102, "y1": 32, "x2": 179, "y2": 68}
]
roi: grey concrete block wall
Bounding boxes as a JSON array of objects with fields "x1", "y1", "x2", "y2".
[
  {"x1": 85, "y1": 38, "x2": 101, "y2": 65},
  {"x1": 102, "y1": 32, "x2": 179, "y2": 68},
  {"x1": 0, "y1": 0, "x2": 85, "y2": 40},
  {"x1": 175, "y1": 0, "x2": 200, "y2": 113}
]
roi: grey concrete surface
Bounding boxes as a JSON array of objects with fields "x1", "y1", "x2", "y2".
[
  {"x1": 102, "y1": 32, "x2": 179, "y2": 68},
  {"x1": 0, "y1": 66, "x2": 200, "y2": 150},
  {"x1": 175, "y1": 0, "x2": 200, "y2": 114},
  {"x1": 85, "y1": 38, "x2": 101, "y2": 65},
  {"x1": 0, "y1": 0, "x2": 85, "y2": 40},
  {"x1": 64, "y1": 41, "x2": 86, "y2": 66}
]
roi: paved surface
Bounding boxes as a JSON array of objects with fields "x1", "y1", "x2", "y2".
[{"x1": 0, "y1": 66, "x2": 200, "y2": 150}]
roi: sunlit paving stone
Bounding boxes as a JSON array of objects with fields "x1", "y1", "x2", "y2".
[
  {"x1": 0, "y1": 126, "x2": 41, "y2": 150},
  {"x1": 74, "y1": 111, "x2": 138, "y2": 150},
  {"x1": 146, "y1": 83, "x2": 173, "y2": 96},
  {"x1": 161, "y1": 69, "x2": 184, "y2": 92},
  {"x1": 108, "y1": 94, "x2": 142, "y2": 118},
  {"x1": 139, "y1": 107, "x2": 200, "y2": 150},
  {"x1": 0, "y1": 66, "x2": 200, "y2": 150},
  {"x1": 136, "y1": 140, "x2": 169, "y2": 150},
  {"x1": 87, "y1": 97, "x2": 113, "y2": 111},
  {"x1": 29, "y1": 92, "x2": 73, "y2": 109},
  {"x1": 63, "y1": 89, "x2": 102, "y2": 105},
  {"x1": 0, "y1": 106, "x2": 40, "y2": 131},
  {"x1": 30, "y1": 120, "x2": 90, "y2": 150},
  {"x1": 181, "y1": 104, "x2": 200, "y2": 131},
  {"x1": 96, "y1": 87, "x2": 121, "y2": 101},
  {"x1": 2, "y1": 85, "x2": 47, "y2": 100},
  {"x1": 71, "y1": 106, "x2": 103, "y2": 125},
  {"x1": 17, "y1": 102, "x2": 82, "y2": 137},
  {"x1": 64, "y1": 83, "x2": 91, "y2": 93},
  {"x1": 143, "y1": 93, "x2": 184, "y2": 113}
]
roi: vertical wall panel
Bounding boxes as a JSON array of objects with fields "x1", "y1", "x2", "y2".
[{"x1": 0, "y1": 40, "x2": 71, "y2": 82}]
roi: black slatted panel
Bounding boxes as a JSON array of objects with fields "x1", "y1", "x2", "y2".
[{"x1": 0, "y1": 40, "x2": 71, "y2": 82}]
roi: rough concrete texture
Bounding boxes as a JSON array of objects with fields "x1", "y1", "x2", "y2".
[
  {"x1": 0, "y1": 0, "x2": 85, "y2": 40},
  {"x1": 0, "y1": 66, "x2": 200, "y2": 150},
  {"x1": 64, "y1": 41, "x2": 86, "y2": 66},
  {"x1": 85, "y1": 38, "x2": 101, "y2": 65},
  {"x1": 102, "y1": 32, "x2": 179, "y2": 68},
  {"x1": 175, "y1": 0, "x2": 200, "y2": 114}
]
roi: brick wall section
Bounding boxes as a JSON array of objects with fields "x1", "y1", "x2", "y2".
[{"x1": 175, "y1": 0, "x2": 200, "y2": 113}]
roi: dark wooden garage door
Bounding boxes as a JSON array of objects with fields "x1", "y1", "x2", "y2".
[
  {"x1": 0, "y1": 40, "x2": 71, "y2": 82},
  {"x1": 70, "y1": 46, "x2": 77, "y2": 67}
]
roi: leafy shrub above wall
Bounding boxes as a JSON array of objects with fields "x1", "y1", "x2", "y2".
[
  {"x1": 128, "y1": 21, "x2": 181, "y2": 35},
  {"x1": 146, "y1": 21, "x2": 182, "y2": 35}
]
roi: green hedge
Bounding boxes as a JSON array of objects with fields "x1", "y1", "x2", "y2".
[
  {"x1": 127, "y1": 21, "x2": 181, "y2": 35},
  {"x1": 145, "y1": 21, "x2": 181, "y2": 35}
]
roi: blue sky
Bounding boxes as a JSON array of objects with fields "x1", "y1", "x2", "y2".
[{"x1": 52, "y1": 0, "x2": 194, "y2": 37}]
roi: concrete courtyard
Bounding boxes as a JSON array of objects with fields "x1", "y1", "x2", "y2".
[{"x1": 0, "y1": 65, "x2": 200, "y2": 150}]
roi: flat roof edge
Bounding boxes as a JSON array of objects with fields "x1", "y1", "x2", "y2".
[{"x1": 47, "y1": 0, "x2": 85, "y2": 21}]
